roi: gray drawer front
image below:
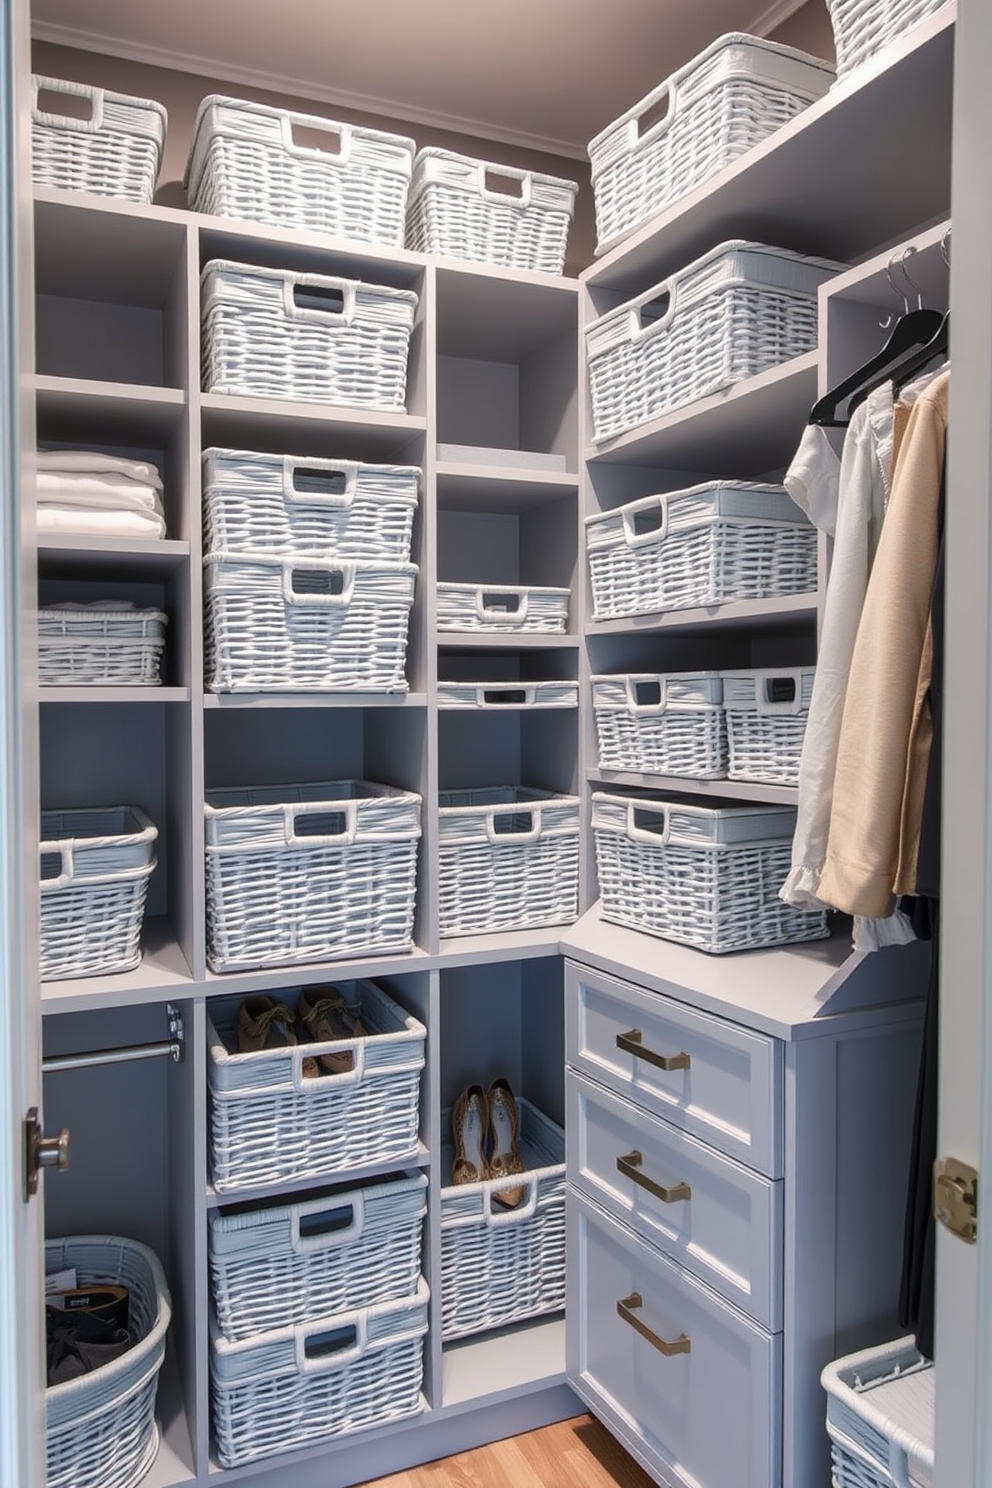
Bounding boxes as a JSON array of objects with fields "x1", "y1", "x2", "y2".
[
  {"x1": 566, "y1": 960, "x2": 783, "y2": 1176},
  {"x1": 567, "y1": 1070, "x2": 783, "y2": 1331}
]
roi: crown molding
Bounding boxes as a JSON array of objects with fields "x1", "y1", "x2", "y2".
[{"x1": 748, "y1": 0, "x2": 818, "y2": 37}]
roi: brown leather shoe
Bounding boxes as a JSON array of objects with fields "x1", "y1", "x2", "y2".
[
  {"x1": 297, "y1": 987, "x2": 366, "y2": 1074},
  {"x1": 487, "y1": 1078, "x2": 525, "y2": 1208},
  {"x1": 235, "y1": 995, "x2": 318, "y2": 1079},
  {"x1": 451, "y1": 1084, "x2": 487, "y2": 1185}
]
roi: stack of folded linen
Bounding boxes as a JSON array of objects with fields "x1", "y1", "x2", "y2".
[{"x1": 37, "y1": 451, "x2": 167, "y2": 539}]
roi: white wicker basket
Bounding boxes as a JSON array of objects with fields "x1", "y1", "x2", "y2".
[
  {"x1": 208, "y1": 978, "x2": 426, "y2": 1192},
  {"x1": 204, "y1": 781, "x2": 421, "y2": 973},
  {"x1": 45, "y1": 1235, "x2": 172, "y2": 1488},
  {"x1": 405, "y1": 148, "x2": 577, "y2": 273},
  {"x1": 586, "y1": 483, "x2": 817, "y2": 620},
  {"x1": 821, "y1": 1337, "x2": 934, "y2": 1488},
  {"x1": 722, "y1": 666, "x2": 815, "y2": 785},
  {"x1": 827, "y1": 0, "x2": 949, "y2": 78},
  {"x1": 592, "y1": 672, "x2": 727, "y2": 778},
  {"x1": 201, "y1": 259, "x2": 418, "y2": 409},
  {"x1": 210, "y1": 1278, "x2": 428, "y2": 1468},
  {"x1": 204, "y1": 554, "x2": 416, "y2": 693},
  {"x1": 185, "y1": 95, "x2": 415, "y2": 247},
  {"x1": 589, "y1": 35, "x2": 833, "y2": 256},
  {"x1": 440, "y1": 1100, "x2": 565, "y2": 1340},
  {"x1": 592, "y1": 792, "x2": 829, "y2": 953},
  {"x1": 436, "y1": 582, "x2": 570, "y2": 634},
  {"x1": 40, "y1": 806, "x2": 157, "y2": 981},
  {"x1": 586, "y1": 240, "x2": 841, "y2": 443},
  {"x1": 202, "y1": 448, "x2": 419, "y2": 562},
  {"x1": 209, "y1": 1172, "x2": 427, "y2": 1342},
  {"x1": 438, "y1": 786, "x2": 580, "y2": 937},
  {"x1": 38, "y1": 605, "x2": 167, "y2": 687},
  {"x1": 437, "y1": 680, "x2": 578, "y2": 709},
  {"x1": 32, "y1": 76, "x2": 166, "y2": 204}
]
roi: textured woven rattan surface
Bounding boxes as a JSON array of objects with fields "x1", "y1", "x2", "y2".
[
  {"x1": 592, "y1": 672, "x2": 727, "y2": 777},
  {"x1": 827, "y1": 0, "x2": 948, "y2": 77},
  {"x1": 38, "y1": 606, "x2": 167, "y2": 687},
  {"x1": 32, "y1": 75, "x2": 165, "y2": 203}
]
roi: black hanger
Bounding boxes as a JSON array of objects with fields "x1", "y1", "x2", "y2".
[{"x1": 889, "y1": 312, "x2": 949, "y2": 396}]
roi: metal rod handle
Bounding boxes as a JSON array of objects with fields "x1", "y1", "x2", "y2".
[
  {"x1": 617, "y1": 1292, "x2": 690, "y2": 1356},
  {"x1": 617, "y1": 1150, "x2": 691, "y2": 1204},
  {"x1": 617, "y1": 1028, "x2": 690, "y2": 1072}
]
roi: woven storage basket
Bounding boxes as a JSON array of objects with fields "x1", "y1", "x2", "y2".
[
  {"x1": 204, "y1": 554, "x2": 417, "y2": 693},
  {"x1": 201, "y1": 259, "x2": 418, "y2": 409},
  {"x1": 32, "y1": 76, "x2": 166, "y2": 204},
  {"x1": 38, "y1": 604, "x2": 167, "y2": 687},
  {"x1": 45, "y1": 1235, "x2": 172, "y2": 1488},
  {"x1": 185, "y1": 95, "x2": 414, "y2": 246},
  {"x1": 722, "y1": 666, "x2": 815, "y2": 785},
  {"x1": 405, "y1": 148, "x2": 577, "y2": 273},
  {"x1": 436, "y1": 582, "x2": 570, "y2": 634},
  {"x1": 592, "y1": 792, "x2": 829, "y2": 953},
  {"x1": 589, "y1": 35, "x2": 833, "y2": 256},
  {"x1": 40, "y1": 806, "x2": 157, "y2": 981},
  {"x1": 203, "y1": 448, "x2": 419, "y2": 562},
  {"x1": 440, "y1": 1100, "x2": 565, "y2": 1340},
  {"x1": 208, "y1": 978, "x2": 426, "y2": 1191},
  {"x1": 592, "y1": 672, "x2": 727, "y2": 778},
  {"x1": 827, "y1": 0, "x2": 949, "y2": 78},
  {"x1": 586, "y1": 483, "x2": 817, "y2": 619},
  {"x1": 204, "y1": 781, "x2": 421, "y2": 973},
  {"x1": 821, "y1": 1337, "x2": 934, "y2": 1488},
  {"x1": 437, "y1": 786, "x2": 580, "y2": 937},
  {"x1": 586, "y1": 240, "x2": 841, "y2": 443},
  {"x1": 437, "y1": 680, "x2": 578, "y2": 709},
  {"x1": 209, "y1": 1172, "x2": 427, "y2": 1342},
  {"x1": 210, "y1": 1277, "x2": 429, "y2": 1468}
]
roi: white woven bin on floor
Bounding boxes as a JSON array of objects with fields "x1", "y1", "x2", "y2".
[
  {"x1": 821, "y1": 1337, "x2": 934, "y2": 1488},
  {"x1": 32, "y1": 75, "x2": 166, "y2": 203},
  {"x1": 589, "y1": 35, "x2": 833, "y2": 256},
  {"x1": 209, "y1": 1172, "x2": 427, "y2": 1341},
  {"x1": 45, "y1": 1235, "x2": 172, "y2": 1488},
  {"x1": 439, "y1": 1100, "x2": 565, "y2": 1340},
  {"x1": 208, "y1": 978, "x2": 426, "y2": 1192},
  {"x1": 203, "y1": 554, "x2": 417, "y2": 693},
  {"x1": 827, "y1": 0, "x2": 949, "y2": 78},
  {"x1": 405, "y1": 148, "x2": 577, "y2": 273},
  {"x1": 438, "y1": 786, "x2": 580, "y2": 937},
  {"x1": 40, "y1": 806, "x2": 157, "y2": 981},
  {"x1": 722, "y1": 666, "x2": 815, "y2": 785},
  {"x1": 592, "y1": 672, "x2": 727, "y2": 778},
  {"x1": 204, "y1": 780, "x2": 421, "y2": 972},
  {"x1": 202, "y1": 448, "x2": 419, "y2": 562},
  {"x1": 185, "y1": 95, "x2": 415, "y2": 246},
  {"x1": 586, "y1": 240, "x2": 841, "y2": 443},
  {"x1": 38, "y1": 605, "x2": 167, "y2": 687},
  {"x1": 436, "y1": 581, "x2": 569, "y2": 634},
  {"x1": 201, "y1": 259, "x2": 418, "y2": 409},
  {"x1": 592, "y1": 792, "x2": 829, "y2": 953},
  {"x1": 585, "y1": 483, "x2": 817, "y2": 619},
  {"x1": 210, "y1": 1278, "x2": 429, "y2": 1468},
  {"x1": 437, "y1": 680, "x2": 578, "y2": 709}
]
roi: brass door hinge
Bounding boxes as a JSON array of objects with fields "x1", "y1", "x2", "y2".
[{"x1": 934, "y1": 1157, "x2": 978, "y2": 1243}]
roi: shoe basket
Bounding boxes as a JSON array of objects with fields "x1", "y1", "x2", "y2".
[
  {"x1": 592, "y1": 672, "x2": 727, "y2": 778},
  {"x1": 38, "y1": 604, "x2": 167, "y2": 687},
  {"x1": 585, "y1": 240, "x2": 841, "y2": 443},
  {"x1": 45, "y1": 1235, "x2": 172, "y2": 1488},
  {"x1": 185, "y1": 95, "x2": 415, "y2": 247},
  {"x1": 31, "y1": 76, "x2": 166, "y2": 204},
  {"x1": 405, "y1": 147, "x2": 577, "y2": 274},
  {"x1": 210, "y1": 1277, "x2": 429, "y2": 1468},
  {"x1": 40, "y1": 806, "x2": 157, "y2": 981},
  {"x1": 439, "y1": 1100, "x2": 565, "y2": 1340},
  {"x1": 437, "y1": 679, "x2": 578, "y2": 709},
  {"x1": 589, "y1": 35, "x2": 833, "y2": 255},
  {"x1": 436, "y1": 582, "x2": 570, "y2": 634},
  {"x1": 722, "y1": 667, "x2": 815, "y2": 785},
  {"x1": 437, "y1": 786, "x2": 580, "y2": 937},
  {"x1": 827, "y1": 0, "x2": 949, "y2": 78},
  {"x1": 201, "y1": 259, "x2": 418, "y2": 409},
  {"x1": 208, "y1": 979, "x2": 426, "y2": 1192},
  {"x1": 592, "y1": 792, "x2": 829, "y2": 953},
  {"x1": 821, "y1": 1336, "x2": 934, "y2": 1488},
  {"x1": 585, "y1": 483, "x2": 817, "y2": 619}
]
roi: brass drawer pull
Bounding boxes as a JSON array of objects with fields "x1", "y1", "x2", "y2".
[
  {"x1": 617, "y1": 1150, "x2": 691, "y2": 1204},
  {"x1": 616, "y1": 1028, "x2": 691, "y2": 1072},
  {"x1": 617, "y1": 1292, "x2": 691, "y2": 1356}
]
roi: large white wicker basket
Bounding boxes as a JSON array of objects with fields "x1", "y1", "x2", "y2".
[
  {"x1": 405, "y1": 148, "x2": 577, "y2": 273},
  {"x1": 592, "y1": 672, "x2": 727, "y2": 778},
  {"x1": 38, "y1": 604, "x2": 167, "y2": 687},
  {"x1": 201, "y1": 259, "x2": 418, "y2": 409},
  {"x1": 821, "y1": 1337, "x2": 934, "y2": 1488},
  {"x1": 586, "y1": 240, "x2": 841, "y2": 443},
  {"x1": 436, "y1": 581, "x2": 569, "y2": 634},
  {"x1": 722, "y1": 666, "x2": 815, "y2": 785},
  {"x1": 440, "y1": 1100, "x2": 565, "y2": 1339},
  {"x1": 827, "y1": 0, "x2": 949, "y2": 78},
  {"x1": 32, "y1": 76, "x2": 166, "y2": 204},
  {"x1": 46, "y1": 1235, "x2": 172, "y2": 1488},
  {"x1": 589, "y1": 35, "x2": 833, "y2": 256},
  {"x1": 204, "y1": 780, "x2": 421, "y2": 972},
  {"x1": 185, "y1": 95, "x2": 415, "y2": 247},
  {"x1": 592, "y1": 792, "x2": 829, "y2": 953}
]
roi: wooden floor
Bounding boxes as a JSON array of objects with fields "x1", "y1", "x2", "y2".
[{"x1": 364, "y1": 1415, "x2": 655, "y2": 1488}]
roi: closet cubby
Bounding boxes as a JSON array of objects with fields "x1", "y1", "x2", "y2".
[{"x1": 439, "y1": 709, "x2": 578, "y2": 798}]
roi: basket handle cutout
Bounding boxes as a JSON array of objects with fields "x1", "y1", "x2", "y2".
[
  {"x1": 630, "y1": 284, "x2": 677, "y2": 342},
  {"x1": 756, "y1": 669, "x2": 804, "y2": 716},
  {"x1": 293, "y1": 283, "x2": 345, "y2": 315},
  {"x1": 290, "y1": 120, "x2": 344, "y2": 157},
  {"x1": 485, "y1": 1173, "x2": 539, "y2": 1225},
  {"x1": 291, "y1": 1192, "x2": 365, "y2": 1251},
  {"x1": 477, "y1": 589, "x2": 529, "y2": 624},
  {"x1": 289, "y1": 464, "x2": 356, "y2": 507},
  {"x1": 629, "y1": 678, "x2": 665, "y2": 712},
  {"x1": 484, "y1": 166, "x2": 524, "y2": 199},
  {"x1": 481, "y1": 687, "x2": 530, "y2": 706},
  {"x1": 40, "y1": 848, "x2": 69, "y2": 884},
  {"x1": 283, "y1": 562, "x2": 355, "y2": 606},
  {"x1": 621, "y1": 496, "x2": 668, "y2": 548},
  {"x1": 35, "y1": 84, "x2": 96, "y2": 124},
  {"x1": 284, "y1": 276, "x2": 356, "y2": 326},
  {"x1": 636, "y1": 85, "x2": 672, "y2": 140},
  {"x1": 625, "y1": 799, "x2": 671, "y2": 845},
  {"x1": 296, "y1": 1313, "x2": 367, "y2": 1374},
  {"x1": 486, "y1": 806, "x2": 542, "y2": 844},
  {"x1": 638, "y1": 291, "x2": 671, "y2": 328},
  {"x1": 285, "y1": 799, "x2": 358, "y2": 848}
]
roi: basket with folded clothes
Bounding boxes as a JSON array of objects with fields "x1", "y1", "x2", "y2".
[{"x1": 36, "y1": 451, "x2": 167, "y2": 540}]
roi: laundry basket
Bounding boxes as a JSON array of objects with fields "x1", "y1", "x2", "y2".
[
  {"x1": 38, "y1": 605, "x2": 167, "y2": 687},
  {"x1": 821, "y1": 1336, "x2": 934, "y2": 1488},
  {"x1": 827, "y1": 0, "x2": 950, "y2": 79},
  {"x1": 592, "y1": 672, "x2": 727, "y2": 778},
  {"x1": 31, "y1": 76, "x2": 166, "y2": 203},
  {"x1": 722, "y1": 667, "x2": 815, "y2": 785}
]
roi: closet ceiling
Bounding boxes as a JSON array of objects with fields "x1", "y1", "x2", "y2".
[{"x1": 30, "y1": 0, "x2": 804, "y2": 155}]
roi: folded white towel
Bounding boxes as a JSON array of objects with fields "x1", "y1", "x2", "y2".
[
  {"x1": 36, "y1": 450, "x2": 163, "y2": 489},
  {"x1": 36, "y1": 507, "x2": 167, "y2": 540},
  {"x1": 37, "y1": 473, "x2": 164, "y2": 515}
]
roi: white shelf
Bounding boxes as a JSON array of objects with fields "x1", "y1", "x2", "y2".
[
  {"x1": 441, "y1": 1317, "x2": 567, "y2": 1410},
  {"x1": 587, "y1": 592, "x2": 818, "y2": 636},
  {"x1": 438, "y1": 927, "x2": 568, "y2": 967},
  {"x1": 436, "y1": 464, "x2": 578, "y2": 511},
  {"x1": 40, "y1": 686, "x2": 190, "y2": 704},
  {"x1": 40, "y1": 918, "x2": 194, "y2": 1013},
  {"x1": 436, "y1": 632, "x2": 579, "y2": 650},
  {"x1": 200, "y1": 392, "x2": 426, "y2": 459},
  {"x1": 203, "y1": 691, "x2": 428, "y2": 710},
  {"x1": 35, "y1": 374, "x2": 186, "y2": 436},
  {"x1": 589, "y1": 770, "x2": 798, "y2": 806},
  {"x1": 202, "y1": 945, "x2": 433, "y2": 998},
  {"x1": 37, "y1": 537, "x2": 189, "y2": 574}
]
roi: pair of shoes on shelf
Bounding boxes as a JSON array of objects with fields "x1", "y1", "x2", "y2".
[
  {"x1": 451, "y1": 1078, "x2": 525, "y2": 1209},
  {"x1": 235, "y1": 988, "x2": 366, "y2": 1077},
  {"x1": 45, "y1": 1287, "x2": 133, "y2": 1386}
]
